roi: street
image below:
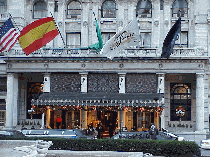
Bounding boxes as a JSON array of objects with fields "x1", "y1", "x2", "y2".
[{"x1": 200, "y1": 148, "x2": 210, "y2": 157}]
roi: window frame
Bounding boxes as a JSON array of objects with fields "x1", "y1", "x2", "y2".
[
  {"x1": 0, "y1": 0, "x2": 7, "y2": 13},
  {"x1": 101, "y1": 0, "x2": 116, "y2": 18},
  {"x1": 66, "y1": 32, "x2": 81, "y2": 48},
  {"x1": 172, "y1": 0, "x2": 188, "y2": 18},
  {"x1": 170, "y1": 83, "x2": 191, "y2": 121},
  {"x1": 136, "y1": 0, "x2": 152, "y2": 18},
  {"x1": 66, "y1": 0, "x2": 81, "y2": 19},
  {"x1": 175, "y1": 31, "x2": 188, "y2": 48},
  {"x1": 33, "y1": 0, "x2": 47, "y2": 19}
]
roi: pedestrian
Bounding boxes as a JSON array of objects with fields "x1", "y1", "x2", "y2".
[
  {"x1": 149, "y1": 123, "x2": 158, "y2": 139},
  {"x1": 55, "y1": 115, "x2": 62, "y2": 129},
  {"x1": 109, "y1": 122, "x2": 114, "y2": 138},
  {"x1": 96, "y1": 123, "x2": 103, "y2": 139}
]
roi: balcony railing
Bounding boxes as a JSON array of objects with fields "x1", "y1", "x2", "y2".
[{"x1": 3, "y1": 47, "x2": 207, "y2": 58}]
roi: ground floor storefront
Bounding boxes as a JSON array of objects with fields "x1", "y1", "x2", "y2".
[{"x1": 31, "y1": 105, "x2": 163, "y2": 132}]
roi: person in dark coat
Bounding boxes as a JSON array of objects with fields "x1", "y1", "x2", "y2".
[
  {"x1": 109, "y1": 122, "x2": 114, "y2": 138},
  {"x1": 96, "y1": 123, "x2": 103, "y2": 139},
  {"x1": 149, "y1": 123, "x2": 159, "y2": 139}
]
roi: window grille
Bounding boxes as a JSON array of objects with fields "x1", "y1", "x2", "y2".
[
  {"x1": 101, "y1": 0, "x2": 116, "y2": 18},
  {"x1": 67, "y1": 1, "x2": 81, "y2": 19},
  {"x1": 136, "y1": 0, "x2": 152, "y2": 18},
  {"x1": 172, "y1": 0, "x2": 188, "y2": 18},
  {"x1": 0, "y1": 111, "x2": 5, "y2": 125},
  {"x1": 33, "y1": 0, "x2": 47, "y2": 19}
]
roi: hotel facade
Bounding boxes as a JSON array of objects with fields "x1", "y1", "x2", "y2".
[{"x1": 0, "y1": 0, "x2": 210, "y2": 143}]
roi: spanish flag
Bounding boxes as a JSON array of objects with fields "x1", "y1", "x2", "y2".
[{"x1": 19, "y1": 17, "x2": 59, "y2": 55}]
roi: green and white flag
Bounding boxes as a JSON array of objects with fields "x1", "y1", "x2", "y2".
[
  {"x1": 88, "y1": 18, "x2": 103, "y2": 51},
  {"x1": 100, "y1": 20, "x2": 140, "y2": 59}
]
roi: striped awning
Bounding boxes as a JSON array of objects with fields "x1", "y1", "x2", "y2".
[{"x1": 31, "y1": 93, "x2": 164, "y2": 107}]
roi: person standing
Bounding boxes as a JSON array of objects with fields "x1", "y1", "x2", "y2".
[
  {"x1": 109, "y1": 122, "x2": 114, "y2": 138},
  {"x1": 97, "y1": 123, "x2": 103, "y2": 139},
  {"x1": 55, "y1": 115, "x2": 62, "y2": 129}
]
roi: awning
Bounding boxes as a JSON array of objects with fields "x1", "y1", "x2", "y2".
[{"x1": 31, "y1": 93, "x2": 164, "y2": 107}]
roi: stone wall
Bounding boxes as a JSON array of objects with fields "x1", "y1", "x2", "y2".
[
  {"x1": 51, "y1": 74, "x2": 81, "y2": 93},
  {"x1": 126, "y1": 74, "x2": 157, "y2": 93}
]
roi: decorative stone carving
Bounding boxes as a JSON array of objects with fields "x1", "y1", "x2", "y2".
[
  {"x1": 51, "y1": 74, "x2": 81, "y2": 93},
  {"x1": 154, "y1": 20, "x2": 159, "y2": 27},
  {"x1": 119, "y1": 63, "x2": 124, "y2": 68},
  {"x1": 58, "y1": 22, "x2": 62, "y2": 27},
  {"x1": 126, "y1": 74, "x2": 157, "y2": 93},
  {"x1": 118, "y1": 21, "x2": 123, "y2": 27},
  {"x1": 159, "y1": 63, "x2": 163, "y2": 68},
  {"x1": 83, "y1": 21, "x2": 88, "y2": 27},
  {"x1": 164, "y1": 20, "x2": 169, "y2": 26},
  {"x1": 88, "y1": 74, "x2": 119, "y2": 93},
  {"x1": 139, "y1": 22, "x2": 152, "y2": 30},
  {"x1": 81, "y1": 63, "x2": 86, "y2": 68}
]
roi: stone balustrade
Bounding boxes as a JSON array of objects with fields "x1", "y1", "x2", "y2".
[{"x1": 3, "y1": 47, "x2": 207, "y2": 58}]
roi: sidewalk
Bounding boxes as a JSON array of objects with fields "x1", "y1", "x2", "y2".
[{"x1": 46, "y1": 151, "x2": 144, "y2": 157}]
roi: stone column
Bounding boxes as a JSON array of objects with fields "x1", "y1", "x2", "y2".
[
  {"x1": 13, "y1": 74, "x2": 19, "y2": 127},
  {"x1": 46, "y1": 106, "x2": 51, "y2": 129},
  {"x1": 157, "y1": 73, "x2": 165, "y2": 130},
  {"x1": 81, "y1": 106, "x2": 87, "y2": 129},
  {"x1": 43, "y1": 73, "x2": 50, "y2": 93},
  {"x1": 41, "y1": 113, "x2": 45, "y2": 129},
  {"x1": 4, "y1": 73, "x2": 14, "y2": 129},
  {"x1": 80, "y1": 73, "x2": 88, "y2": 129},
  {"x1": 196, "y1": 73, "x2": 205, "y2": 131},
  {"x1": 119, "y1": 73, "x2": 126, "y2": 93}
]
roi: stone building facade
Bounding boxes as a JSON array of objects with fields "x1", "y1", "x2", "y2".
[{"x1": 0, "y1": 0, "x2": 210, "y2": 143}]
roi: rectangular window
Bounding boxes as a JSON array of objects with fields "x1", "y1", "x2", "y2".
[
  {"x1": 175, "y1": 31, "x2": 188, "y2": 48},
  {"x1": 160, "y1": 0, "x2": 164, "y2": 10},
  {"x1": 66, "y1": 33, "x2": 81, "y2": 48},
  {"x1": 54, "y1": 1, "x2": 58, "y2": 12},
  {"x1": 140, "y1": 32, "x2": 151, "y2": 48},
  {"x1": 0, "y1": 111, "x2": 5, "y2": 124},
  {"x1": 102, "y1": 32, "x2": 115, "y2": 45},
  {"x1": 0, "y1": 0, "x2": 6, "y2": 13},
  {"x1": 0, "y1": 77, "x2": 6, "y2": 92}
]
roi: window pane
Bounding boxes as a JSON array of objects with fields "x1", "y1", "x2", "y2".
[
  {"x1": 102, "y1": 32, "x2": 115, "y2": 45},
  {"x1": 0, "y1": 0, "x2": 6, "y2": 13},
  {"x1": 140, "y1": 32, "x2": 151, "y2": 48},
  {"x1": 172, "y1": 0, "x2": 188, "y2": 17},
  {"x1": 66, "y1": 33, "x2": 81, "y2": 48},
  {"x1": 33, "y1": 1, "x2": 47, "y2": 18},
  {"x1": 67, "y1": 1, "x2": 81, "y2": 19},
  {"x1": 175, "y1": 32, "x2": 188, "y2": 47},
  {"x1": 136, "y1": 0, "x2": 152, "y2": 18},
  {"x1": 102, "y1": 0, "x2": 116, "y2": 18}
]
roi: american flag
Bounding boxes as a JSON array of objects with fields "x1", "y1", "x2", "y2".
[{"x1": 0, "y1": 18, "x2": 20, "y2": 52}]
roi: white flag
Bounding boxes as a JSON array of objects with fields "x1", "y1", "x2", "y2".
[{"x1": 100, "y1": 20, "x2": 140, "y2": 59}]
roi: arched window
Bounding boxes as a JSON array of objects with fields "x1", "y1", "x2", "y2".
[
  {"x1": 136, "y1": 0, "x2": 152, "y2": 18},
  {"x1": 67, "y1": 1, "x2": 81, "y2": 19},
  {"x1": 101, "y1": 0, "x2": 116, "y2": 18},
  {"x1": 33, "y1": 0, "x2": 47, "y2": 19},
  {"x1": 0, "y1": 0, "x2": 6, "y2": 13},
  {"x1": 172, "y1": 0, "x2": 188, "y2": 18},
  {"x1": 170, "y1": 83, "x2": 191, "y2": 121}
]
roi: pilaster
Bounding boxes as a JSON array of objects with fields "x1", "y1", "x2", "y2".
[
  {"x1": 80, "y1": 72, "x2": 88, "y2": 93},
  {"x1": 196, "y1": 73, "x2": 205, "y2": 131},
  {"x1": 43, "y1": 73, "x2": 50, "y2": 93},
  {"x1": 4, "y1": 73, "x2": 14, "y2": 129},
  {"x1": 118, "y1": 73, "x2": 126, "y2": 93},
  {"x1": 13, "y1": 74, "x2": 18, "y2": 127}
]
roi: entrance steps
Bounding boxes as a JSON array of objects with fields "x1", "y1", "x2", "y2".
[{"x1": 102, "y1": 131, "x2": 110, "y2": 138}]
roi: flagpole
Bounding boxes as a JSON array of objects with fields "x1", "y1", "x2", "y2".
[{"x1": 50, "y1": 12, "x2": 66, "y2": 47}]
